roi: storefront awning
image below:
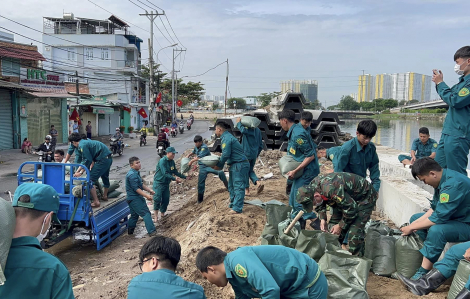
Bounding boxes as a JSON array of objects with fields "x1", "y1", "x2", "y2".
[
  {"x1": 27, "y1": 91, "x2": 78, "y2": 98},
  {"x1": 93, "y1": 107, "x2": 115, "y2": 114}
]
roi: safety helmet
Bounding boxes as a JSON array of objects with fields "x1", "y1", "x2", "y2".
[
  {"x1": 45, "y1": 135, "x2": 52, "y2": 140},
  {"x1": 161, "y1": 128, "x2": 165, "y2": 132},
  {"x1": 163, "y1": 125, "x2": 167, "y2": 127},
  {"x1": 116, "y1": 128, "x2": 120, "y2": 131}
]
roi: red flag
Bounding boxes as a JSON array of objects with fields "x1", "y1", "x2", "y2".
[
  {"x1": 177, "y1": 100, "x2": 183, "y2": 107},
  {"x1": 69, "y1": 108, "x2": 81, "y2": 124},
  {"x1": 122, "y1": 106, "x2": 131, "y2": 113},
  {"x1": 138, "y1": 108, "x2": 148, "y2": 118},
  {"x1": 155, "y1": 92, "x2": 162, "y2": 103}
]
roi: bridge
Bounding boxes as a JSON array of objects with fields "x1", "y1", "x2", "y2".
[{"x1": 390, "y1": 100, "x2": 448, "y2": 112}]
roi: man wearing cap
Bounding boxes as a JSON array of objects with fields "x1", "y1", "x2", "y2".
[
  {"x1": 69, "y1": 132, "x2": 113, "y2": 208},
  {"x1": 0, "y1": 183, "x2": 74, "y2": 298},
  {"x1": 296, "y1": 172, "x2": 378, "y2": 256},
  {"x1": 152, "y1": 147, "x2": 186, "y2": 222}
]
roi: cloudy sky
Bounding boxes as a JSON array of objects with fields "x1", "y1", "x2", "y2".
[{"x1": 1, "y1": 0, "x2": 468, "y2": 106}]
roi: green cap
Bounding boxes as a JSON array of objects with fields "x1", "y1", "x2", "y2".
[
  {"x1": 166, "y1": 147, "x2": 178, "y2": 153},
  {"x1": 13, "y1": 183, "x2": 61, "y2": 224}
]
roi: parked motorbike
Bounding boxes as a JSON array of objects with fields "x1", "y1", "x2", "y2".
[
  {"x1": 140, "y1": 134, "x2": 147, "y2": 146},
  {"x1": 179, "y1": 123, "x2": 184, "y2": 134},
  {"x1": 110, "y1": 137, "x2": 123, "y2": 156},
  {"x1": 171, "y1": 128, "x2": 177, "y2": 138},
  {"x1": 157, "y1": 141, "x2": 167, "y2": 158}
]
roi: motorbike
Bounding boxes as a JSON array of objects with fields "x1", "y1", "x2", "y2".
[
  {"x1": 36, "y1": 150, "x2": 53, "y2": 163},
  {"x1": 170, "y1": 127, "x2": 177, "y2": 138},
  {"x1": 140, "y1": 134, "x2": 147, "y2": 147},
  {"x1": 187, "y1": 120, "x2": 192, "y2": 131},
  {"x1": 179, "y1": 123, "x2": 184, "y2": 134},
  {"x1": 110, "y1": 137, "x2": 124, "y2": 156},
  {"x1": 157, "y1": 141, "x2": 167, "y2": 158}
]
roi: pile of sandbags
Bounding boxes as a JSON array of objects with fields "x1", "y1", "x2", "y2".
[
  {"x1": 260, "y1": 203, "x2": 291, "y2": 246},
  {"x1": 95, "y1": 179, "x2": 122, "y2": 200}
]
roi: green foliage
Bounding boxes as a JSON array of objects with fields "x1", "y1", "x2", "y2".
[
  {"x1": 228, "y1": 97, "x2": 246, "y2": 109},
  {"x1": 256, "y1": 91, "x2": 282, "y2": 107},
  {"x1": 159, "y1": 79, "x2": 205, "y2": 107},
  {"x1": 338, "y1": 95, "x2": 360, "y2": 110},
  {"x1": 327, "y1": 105, "x2": 338, "y2": 110},
  {"x1": 141, "y1": 63, "x2": 167, "y2": 92},
  {"x1": 402, "y1": 108, "x2": 447, "y2": 113},
  {"x1": 119, "y1": 126, "x2": 125, "y2": 133},
  {"x1": 212, "y1": 102, "x2": 220, "y2": 110},
  {"x1": 409, "y1": 99, "x2": 420, "y2": 104},
  {"x1": 304, "y1": 99, "x2": 323, "y2": 110},
  {"x1": 128, "y1": 126, "x2": 134, "y2": 132}
]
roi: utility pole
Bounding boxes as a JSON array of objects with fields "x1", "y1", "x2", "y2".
[
  {"x1": 175, "y1": 70, "x2": 180, "y2": 120},
  {"x1": 224, "y1": 59, "x2": 229, "y2": 116},
  {"x1": 75, "y1": 70, "x2": 79, "y2": 105},
  {"x1": 172, "y1": 48, "x2": 186, "y2": 122},
  {"x1": 140, "y1": 10, "x2": 165, "y2": 132}
]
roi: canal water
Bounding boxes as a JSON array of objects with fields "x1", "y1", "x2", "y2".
[{"x1": 339, "y1": 118, "x2": 470, "y2": 169}]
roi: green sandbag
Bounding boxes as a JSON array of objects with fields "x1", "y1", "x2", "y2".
[
  {"x1": 365, "y1": 220, "x2": 391, "y2": 235},
  {"x1": 108, "y1": 190, "x2": 122, "y2": 198},
  {"x1": 319, "y1": 251, "x2": 372, "y2": 299},
  {"x1": 199, "y1": 155, "x2": 220, "y2": 167},
  {"x1": 278, "y1": 218, "x2": 300, "y2": 248},
  {"x1": 97, "y1": 179, "x2": 120, "y2": 193},
  {"x1": 261, "y1": 204, "x2": 292, "y2": 235},
  {"x1": 260, "y1": 234, "x2": 280, "y2": 245},
  {"x1": 324, "y1": 232, "x2": 341, "y2": 247},
  {"x1": 448, "y1": 260, "x2": 470, "y2": 299},
  {"x1": 295, "y1": 230, "x2": 327, "y2": 260},
  {"x1": 364, "y1": 230, "x2": 396, "y2": 276},
  {"x1": 325, "y1": 243, "x2": 352, "y2": 255},
  {"x1": 278, "y1": 155, "x2": 304, "y2": 179},
  {"x1": 181, "y1": 158, "x2": 191, "y2": 173},
  {"x1": 240, "y1": 116, "x2": 261, "y2": 128},
  {"x1": 395, "y1": 232, "x2": 424, "y2": 278}
]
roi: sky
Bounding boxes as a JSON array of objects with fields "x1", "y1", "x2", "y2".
[{"x1": 1, "y1": 0, "x2": 469, "y2": 107}]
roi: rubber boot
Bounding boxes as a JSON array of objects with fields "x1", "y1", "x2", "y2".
[
  {"x1": 197, "y1": 193, "x2": 204, "y2": 204},
  {"x1": 128, "y1": 227, "x2": 135, "y2": 235},
  {"x1": 456, "y1": 288, "x2": 470, "y2": 299},
  {"x1": 397, "y1": 269, "x2": 447, "y2": 296}
]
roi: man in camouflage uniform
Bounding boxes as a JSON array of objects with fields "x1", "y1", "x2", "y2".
[{"x1": 296, "y1": 172, "x2": 378, "y2": 256}]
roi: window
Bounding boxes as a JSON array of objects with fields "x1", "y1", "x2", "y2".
[
  {"x1": 67, "y1": 48, "x2": 76, "y2": 61},
  {"x1": 1, "y1": 58, "x2": 20, "y2": 76},
  {"x1": 85, "y1": 48, "x2": 94, "y2": 60},
  {"x1": 101, "y1": 48, "x2": 109, "y2": 60}
]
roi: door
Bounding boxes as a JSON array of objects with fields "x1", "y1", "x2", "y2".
[
  {"x1": 0, "y1": 89, "x2": 14, "y2": 150},
  {"x1": 98, "y1": 114, "x2": 109, "y2": 136},
  {"x1": 27, "y1": 98, "x2": 62, "y2": 147}
]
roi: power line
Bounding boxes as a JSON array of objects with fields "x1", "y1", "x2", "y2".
[
  {"x1": 128, "y1": 0, "x2": 147, "y2": 11},
  {"x1": 144, "y1": 0, "x2": 164, "y2": 11},
  {"x1": 182, "y1": 60, "x2": 228, "y2": 78},
  {"x1": 163, "y1": 15, "x2": 186, "y2": 49},
  {"x1": 159, "y1": 17, "x2": 177, "y2": 45}
]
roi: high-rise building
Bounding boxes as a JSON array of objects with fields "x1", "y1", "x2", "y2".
[
  {"x1": 375, "y1": 74, "x2": 393, "y2": 99},
  {"x1": 280, "y1": 80, "x2": 318, "y2": 102},
  {"x1": 391, "y1": 72, "x2": 431, "y2": 102},
  {"x1": 357, "y1": 74, "x2": 375, "y2": 102}
]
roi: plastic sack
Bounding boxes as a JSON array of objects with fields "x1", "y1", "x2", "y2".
[
  {"x1": 364, "y1": 230, "x2": 396, "y2": 276},
  {"x1": 181, "y1": 158, "x2": 191, "y2": 173},
  {"x1": 448, "y1": 260, "x2": 470, "y2": 299},
  {"x1": 319, "y1": 251, "x2": 372, "y2": 299},
  {"x1": 199, "y1": 155, "x2": 220, "y2": 167},
  {"x1": 395, "y1": 232, "x2": 424, "y2": 278},
  {"x1": 260, "y1": 234, "x2": 280, "y2": 245},
  {"x1": 365, "y1": 220, "x2": 391, "y2": 235},
  {"x1": 295, "y1": 230, "x2": 327, "y2": 260},
  {"x1": 0, "y1": 197, "x2": 15, "y2": 285},
  {"x1": 97, "y1": 179, "x2": 121, "y2": 193},
  {"x1": 108, "y1": 190, "x2": 122, "y2": 198},
  {"x1": 278, "y1": 218, "x2": 300, "y2": 248},
  {"x1": 261, "y1": 204, "x2": 292, "y2": 235},
  {"x1": 278, "y1": 155, "x2": 304, "y2": 179},
  {"x1": 240, "y1": 116, "x2": 261, "y2": 128}
]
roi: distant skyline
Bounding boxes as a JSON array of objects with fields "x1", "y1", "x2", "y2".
[{"x1": 1, "y1": 0, "x2": 467, "y2": 107}]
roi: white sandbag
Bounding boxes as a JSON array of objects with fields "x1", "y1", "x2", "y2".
[
  {"x1": 199, "y1": 155, "x2": 220, "y2": 167},
  {"x1": 278, "y1": 155, "x2": 304, "y2": 179},
  {"x1": 240, "y1": 116, "x2": 261, "y2": 128},
  {"x1": 181, "y1": 158, "x2": 191, "y2": 173}
]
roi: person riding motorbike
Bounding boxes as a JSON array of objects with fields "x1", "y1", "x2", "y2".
[
  {"x1": 157, "y1": 128, "x2": 170, "y2": 149},
  {"x1": 170, "y1": 121, "x2": 178, "y2": 137},
  {"x1": 140, "y1": 125, "x2": 148, "y2": 143},
  {"x1": 112, "y1": 128, "x2": 124, "y2": 150},
  {"x1": 162, "y1": 125, "x2": 169, "y2": 135},
  {"x1": 35, "y1": 135, "x2": 54, "y2": 161},
  {"x1": 186, "y1": 118, "x2": 192, "y2": 127}
]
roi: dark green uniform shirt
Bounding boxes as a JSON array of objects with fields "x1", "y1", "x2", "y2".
[
  {"x1": 429, "y1": 169, "x2": 470, "y2": 224},
  {"x1": 437, "y1": 74, "x2": 470, "y2": 138},
  {"x1": 153, "y1": 156, "x2": 186, "y2": 186},
  {"x1": 298, "y1": 172, "x2": 377, "y2": 229},
  {"x1": 225, "y1": 245, "x2": 321, "y2": 299},
  {"x1": 0, "y1": 236, "x2": 74, "y2": 299},
  {"x1": 236, "y1": 122, "x2": 263, "y2": 160},
  {"x1": 77, "y1": 139, "x2": 111, "y2": 169},
  {"x1": 126, "y1": 168, "x2": 144, "y2": 201},
  {"x1": 326, "y1": 146, "x2": 341, "y2": 161},
  {"x1": 334, "y1": 137, "x2": 380, "y2": 191},
  {"x1": 192, "y1": 144, "x2": 211, "y2": 166},
  {"x1": 411, "y1": 138, "x2": 438, "y2": 159},
  {"x1": 216, "y1": 131, "x2": 248, "y2": 168},
  {"x1": 286, "y1": 123, "x2": 319, "y2": 176},
  {"x1": 127, "y1": 269, "x2": 206, "y2": 299}
]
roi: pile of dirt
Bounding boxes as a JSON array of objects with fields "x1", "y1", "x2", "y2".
[{"x1": 60, "y1": 150, "x2": 448, "y2": 299}]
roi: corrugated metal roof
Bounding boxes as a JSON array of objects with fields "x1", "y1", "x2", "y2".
[
  {"x1": 0, "y1": 47, "x2": 46, "y2": 61},
  {"x1": 0, "y1": 80, "x2": 32, "y2": 90}
]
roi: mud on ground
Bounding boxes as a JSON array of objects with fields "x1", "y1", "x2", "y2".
[{"x1": 55, "y1": 150, "x2": 448, "y2": 299}]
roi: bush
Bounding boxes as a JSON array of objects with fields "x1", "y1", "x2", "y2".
[
  {"x1": 119, "y1": 126, "x2": 125, "y2": 133},
  {"x1": 128, "y1": 126, "x2": 134, "y2": 132}
]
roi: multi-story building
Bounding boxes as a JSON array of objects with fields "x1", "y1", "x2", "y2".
[
  {"x1": 42, "y1": 13, "x2": 149, "y2": 135},
  {"x1": 280, "y1": 80, "x2": 318, "y2": 103},
  {"x1": 357, "y1": 74, "x2": 375, "y2": 102},
  {"x1": 375, "y1": 74, "x2": 393, "y2": 99},
  {"x1": 391, "y1": 72, "x2": 431, "y2": 102}
]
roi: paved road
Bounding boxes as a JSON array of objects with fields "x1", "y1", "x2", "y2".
[{"x1": 0, "y1": 121, "x2": 212, "y2": 196}]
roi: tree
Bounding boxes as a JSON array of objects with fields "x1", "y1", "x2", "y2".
[
  {"x1": 338, "y1": 95, "x2": 360, "y2": 111},
  {"x1": 359, "y1": 101, "x2": 375, "y2": 111},
  {"x1": 304, "y1": 99, "x2": 323, "y2": 110},
  {"x1": 399, "y1": 100, "x2": 406, "y2": 106},
  {"x1": 159, "y1": 79, "x2": 205, "y2": 107},
  {"x1": 409, "y1": 99, "x2": 419, "y2": 104},
  {"x1": 212, "y1": 102, "x2": 220, "y2": 110},
  {"x1": 256, "y1": 91, "x2": 282, "y2": 107},
  {"x1": 140, "y1": 63, "x2": 167, "y2": 92},
  {"x1": 327, "y1": 105, "x2": 339, "y2": 110},
  {"x1": 228, "y1": 97, "x2": 246, "y2": 109}
]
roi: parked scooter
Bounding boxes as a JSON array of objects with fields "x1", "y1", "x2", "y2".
[
  {"x1": 179, "y1": 123, "x2": 184, "y2": 134},
  {"x1": 110, "y1": 137, "x2": 124, "y2": 156},
  {"x1": 157, "y1": 141, "x2": 167, "y2": 158}
]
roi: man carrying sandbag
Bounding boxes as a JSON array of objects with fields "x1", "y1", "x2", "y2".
[
  {"x1": 196, "y1": 245, "x2": 328, "y2": 299},
  {"x1": 400, "y1": 157, "x2": 470, "y2": 280},
  {"x1": 188, "y1": 135, "x2": 228, "y2": 204},
  {"x1": 213, "y1": 122, "x2": 249, "y2": 214},
  {"x1": 152, "y1": 147, "x2": 186, "y2": 222},
  {"x1": 235, "y1": 117, "x2": 264, "y2": 196},
  {"x1": 296, "y1": 172, "x2": 378, "y2": 256},
  {"x1": 279, "y1": 109, "x2": 320, "y2": 221}
]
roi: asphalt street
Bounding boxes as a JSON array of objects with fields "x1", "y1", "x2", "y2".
[{"x1": 0, "y1": 120, "x2": 213, "y2": 196}]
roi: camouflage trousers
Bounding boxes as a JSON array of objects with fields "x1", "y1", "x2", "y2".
[{"x1": 329, "y1": 203, "x2": 375, "y2": 256}]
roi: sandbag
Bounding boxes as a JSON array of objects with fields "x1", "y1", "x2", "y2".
[
  {"x1": 278, "y1": 155, "x2": 304, "y2": 179},
  {"x1": 261, "y1": 204, "x2": 292, "y2": 235},
  {"x1": 199, "y1": 155, "x2": 220, "y2": 167},
  {"x1": 108, "y1": 190, "x2": 122, "y2": 198},
  {"x1": 395, "y1": 232, "x2": 424, "y2": 278},
  {"x1": 181, "y1": 158, "x2": 191, "y2": 173},
  {"x1": 278, "y1": 218, "x2": 300, "y2": 248},
  {"x1": 319, "y1": 251, "x2": 372, "y2": 299},
  {"x1": 364, "y1": 230, "x2": 396, "y2": 276},
  {"x1": 448, "y1": 260, "x2": 470, "y2": 299},
  {"x1": 365, "y1": 220, "x2": 391, "y2": 235},
  {"x1": 97, "y1": 179, "x2": 121, "y2": 193},
  {"x1": 0, "y1": 197, "x2": 15, "y2": 285},
  {"x1": 240, "y1": 116, "x2": 261, "y2": 128},
  {"x1": 295, "y1": 230, "x2": 327, "y2": 260},
  {"x1": 260, "y1": 234, "x2": 280, "y2": 245}
]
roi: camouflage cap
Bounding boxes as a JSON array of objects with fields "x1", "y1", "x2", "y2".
[{"x1": 296, "y1": 185, "x2": 316, "y2": 213}]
